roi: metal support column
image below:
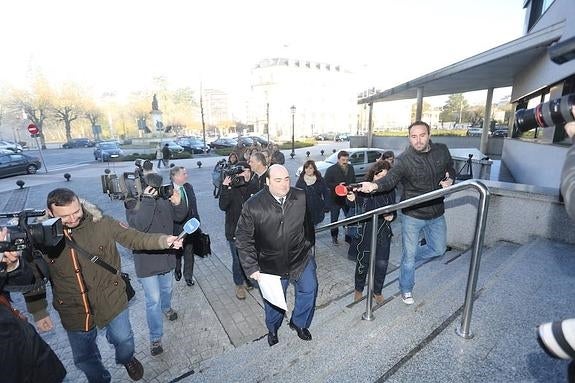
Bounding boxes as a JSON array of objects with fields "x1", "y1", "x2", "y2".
[
  {"x1": 480, "y1": 88, "x2": 493, "y2": 154},
  {"x1": 367, "y1": 102, "x2": 374, "y2": 148},
  {"x1": 415, "y1": 87, "x2": 424, "y2": 121}
]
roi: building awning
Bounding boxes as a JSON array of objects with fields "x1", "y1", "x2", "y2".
[{"x1": 358, "y1": 21, "x2": 565, "y2": 104}]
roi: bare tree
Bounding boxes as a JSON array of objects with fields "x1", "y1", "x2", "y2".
[
  {"x1": 52, "y1": 84, "x2": 85, "y2": 142},
  {"x1": 10, "y1": 91, "x2": 52, "y2": 149}
]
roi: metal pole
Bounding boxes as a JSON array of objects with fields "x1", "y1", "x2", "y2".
[
  {"x1": 266, "y1": 102, "x2": 270, "y2": 143},
  {"x1": 416, "y1": 87, "x2": 424, "y2": 121},
  {"x1": 362, "y1": 213, "x2": 379, "y2": 321},
  {"x1": 35, "y1": 136, "x2": 48, "y2": 173},
  {"x1": 456, "y1": 185, "x2": 490, "y2": 338},
  {"x1": 367, "y1": 102, "x2": 373, "y2": 148},
  {"x1": 200, "y1": 83, "x2": 206, "y2": 153},
  {"x1": 480, "y1": 88, "x2": 494, "y2": 154},
  {"x1": 291, "y1": 108, "x2": 295, "y2": 158}
]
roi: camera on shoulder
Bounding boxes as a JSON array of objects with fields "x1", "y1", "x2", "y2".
[
  {"x1": 0, "y1": 209, "x2": 63, "y2": 252},
  {"x1": 224, "y1": 165, "x2": 248, "y2": 188}
]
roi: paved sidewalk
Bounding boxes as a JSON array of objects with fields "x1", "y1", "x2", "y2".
[{"x1": 2, "y1": 147, "x2": 406, "y2": 382}]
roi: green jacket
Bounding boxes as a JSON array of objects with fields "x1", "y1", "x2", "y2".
[{"x1": 26, "y1": 200, "x2": 172, "y2": 331}]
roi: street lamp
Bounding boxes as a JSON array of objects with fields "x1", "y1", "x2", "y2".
[{"x1": 290, "y1": 105, "x2": 296, "y2": 159}]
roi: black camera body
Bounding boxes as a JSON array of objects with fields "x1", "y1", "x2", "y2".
[
  {"x1": 0, "y1": 209, "x2": 63, "y2": 252},
  {"x1": 156, "y1": 184, "x2": 174, "y2": 199},
  {"x1": 224, "y1": 165, "x2": 248, "y2": 188},
  {"x1": 514, "y1": 93, "x2": 575, "y2": 133},
  {"x1": 101, "y1": 171, "x2": 144, "y2": 201}
]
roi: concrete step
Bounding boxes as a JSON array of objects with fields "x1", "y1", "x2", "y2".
[
  {"x1": 185, "y1": 241, "x2": 521, "y2": 382},
  {"x1": 385, "y1": 238, "x2": 575, "y2": 383}
]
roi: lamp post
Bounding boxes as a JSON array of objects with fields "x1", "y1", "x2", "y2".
[{"x1": 290, "y1": 105, "x2": 296, "y2": 159}]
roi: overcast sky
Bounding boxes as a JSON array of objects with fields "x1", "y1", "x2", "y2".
[{"x1": 1, "y1": 0, "x2": 524, "y2": 104}]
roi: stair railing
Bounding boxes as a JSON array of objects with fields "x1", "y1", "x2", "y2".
[{"x1": 316, "y1": 179, "x2": 490, "y2": 339}]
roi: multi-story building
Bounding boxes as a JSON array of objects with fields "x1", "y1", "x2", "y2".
[
  {"x1": 202, "y1": 88, "x2": 230, "y2": 129},
  {"x1": 249, "y1": 58, "x2": 357, "y2": 140}
]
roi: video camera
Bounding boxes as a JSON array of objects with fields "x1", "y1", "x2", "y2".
[
  {"x1": 514, "y1": 93, "x2": 575, "y2": 133},
  {"x1": 101, "y1": 170, "x2": 143, "y2": 201},
  {"x1": 224, "y1": 165, "x2": 248, "y2": 187},
  {"x1": 0, "y1": 209, "x2": 63, "y2": 253}
]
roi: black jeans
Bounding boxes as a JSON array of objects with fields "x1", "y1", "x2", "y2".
[
  {"x1": 330, "y1": 204, "x2": 350, "y2": 238},
  {"x1": 175, "y1": 240, "x2": 194, "y2": 280},
  {"x1": 354, "y1": 219, "x2": 392, "y2": 295}
]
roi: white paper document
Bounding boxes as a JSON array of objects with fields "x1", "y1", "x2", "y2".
[{"x1": 258, "y1": 273, "x2": 287, "y2": 311}]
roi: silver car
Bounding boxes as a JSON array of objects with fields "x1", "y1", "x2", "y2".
[{"x1": 296, "y1": 148, "x2": 387, "y2": 181}]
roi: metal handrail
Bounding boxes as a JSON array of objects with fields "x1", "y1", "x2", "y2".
[{"x1": 316, "y1": 179, "x2": 491, "y2": 339}]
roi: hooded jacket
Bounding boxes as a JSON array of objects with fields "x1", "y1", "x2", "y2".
[
  {"x1": 375, "y1": 141, "x2": 455, "y2": 220},
  {"x1": 236, "y1": 187, "x2": 315, "y2": 280},
  {"x1": 561, "y1": 137, "x2": 575, "y2": 220},
  {"x1": 26, "y1": 200, "x2": 173, "y2": 331}
]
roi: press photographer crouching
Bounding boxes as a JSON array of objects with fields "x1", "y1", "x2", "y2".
[
  {"x1": 0, "y1": 224, "x2": 66, "y2": 383},
  {"x1": 125, "y1": 173, "x2": 188, "y2": 357},
  {"x1": 219, "y1": 161, "x2": 256, "y2": 300}
]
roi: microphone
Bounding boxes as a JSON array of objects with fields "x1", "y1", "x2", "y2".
[
  {"x1": 334, "y1": 183, "x2": 362, "y2": 197},
  {"x1": 169, "y1": 218, "x2": 200, "y2": 248}
]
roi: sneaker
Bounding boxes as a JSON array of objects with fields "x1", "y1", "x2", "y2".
[
  {"x1": 353, "y1": 290, "x2": 363, "y2": 302},
  {"x1": 373, "y1": 294, "x2": 385, "y2": 305},
  {"x1": 150, "y1": 340, "x2": 163, "y2": 356},
  {"x1": 236, "y1": 285, "x2": 246, "y2": 300},
  {"x1": 245, "y1": 282, "x2": 254, "y2": 291},
  {"x1": 124, "y1": 357, "x2": 144, "y2": 380},
  {"x1": 164, "y1": 308, "x2": 178, "y2": 321},
  {"x1": 401, "y1": 292, "x2": 414, "y2": 305}
]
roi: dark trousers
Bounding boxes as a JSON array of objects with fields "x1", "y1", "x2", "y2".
[
  {"x1": 330, "y1": 204, "x2": 350, "y2": 238},
  {"x1": 175, "y1": 241, "x2": 194, "y2": 280},
  {"x1": 354, "y1": 220, "x2": 392, "y2": 295},
  {"x1": 264, "y1": 257, "x2": 318, "y2": 332}
]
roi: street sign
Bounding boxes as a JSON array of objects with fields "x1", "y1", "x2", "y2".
[{"x1": 27, "y1": 123, "x2": 39, "y2": 135}]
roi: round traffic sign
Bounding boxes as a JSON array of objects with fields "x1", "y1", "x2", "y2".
[{"x1": 27, "y1": 124, "x2": 39, "y2": 135}]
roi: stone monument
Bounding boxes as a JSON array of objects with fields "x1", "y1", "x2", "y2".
[{"x1": 150, "y1": 93, "x2": 163, "y2": 133}]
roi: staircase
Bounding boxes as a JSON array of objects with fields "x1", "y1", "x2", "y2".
[{"x1": 184, "y1": 238, "x2": 575, "y2": 382}]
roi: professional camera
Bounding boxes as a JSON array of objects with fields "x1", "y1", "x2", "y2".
[
  {"x1": 223, "y1": 165, "x2": 248, "y2": 187},
  {"x1": 0, "y1": 209, "x2": 63, "y2": 252},
  {"x1": 514, "y1": 93, "x2": 575, "y2": 133},
  {"x1": 155, "y1": 184, "x2": 174, "y2": 199},
  {"x1": 101, "y1": 170, "x2": 143, "y2": 201},
  {"x1": 537, "y1": 318, "x2": 575, "y2": 360}
]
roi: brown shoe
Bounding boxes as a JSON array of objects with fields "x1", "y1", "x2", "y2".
[
  {"x1": 373, "y1": 294, "x2": 385, "y2": 305},
  {"x1": 124, "y1": 357, "x2": 144, "y2": 381},
  {"x1": 354, "y1": 290, "x2": 363, "y2": 302},
  {"x1": 236, "y1": 285, "x2": 246, "y2": 300}
]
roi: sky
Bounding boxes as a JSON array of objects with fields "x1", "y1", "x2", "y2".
[{"x1": 0, "y1": 0, "x2": 525, "y2": 108}]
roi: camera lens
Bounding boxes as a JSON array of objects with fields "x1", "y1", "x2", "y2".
[{"x1": 514, "y1": 93, "x2": 575, "y2": 133}]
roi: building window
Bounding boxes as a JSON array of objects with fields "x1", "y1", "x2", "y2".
[{"x1": 527, "y1": 0, "x2": 555, "y2": 31}]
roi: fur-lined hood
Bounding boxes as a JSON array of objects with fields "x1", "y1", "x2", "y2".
[{"x1": 37, "y1": 199, "x2": 103, "y2": 223}]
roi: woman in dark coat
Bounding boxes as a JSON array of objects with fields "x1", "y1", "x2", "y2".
[
  {"x1": 296, "y1": 160, "x2": 330, "y2": 226},
  {"x1": 346, "y1": 161, "x2": 396, "y2": 304}
]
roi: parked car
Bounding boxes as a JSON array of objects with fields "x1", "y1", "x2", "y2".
[
  {"x1": 62, "y1": 138, "x2": 96, "y2": 148},
  {"x1": 0, "y1": 153, "x2": 41, "y2": 177},
  {"x1": 160, "y1": 141, "x2": 185, "y2": 154},
  {"x1": 335, "y1": 133, "x2": 351, "y2": 142},
  {"x1": 492, "y1": 127, "x2": 509, "y2": 137},
  {"x1": 176, "y1": 137, "x2": 210, "y2": 154},
  {"x1": 93, "y1": 142, "x2": 125, "y2": 161},
  {"x1": 296, "y1": 148, "x2": 387, "y2": 181},
  {"x1": 0, "y1": 140, "x2": 23, "y2": 152},
  {"x1": 248, "y1": 136, "x2": 271, "y2": 147},
  {"x1": 315, "y1": 132, "x2": 337, "y2": 141},
  {"x1": 209, "y1": 137, "x2": 238, "y2": 149},
  {"x1": 236, "y1": 136, "x2": 254, "y2": 148},
  {"x1": 466, "y1": 127, "x2": 483, "y2": 137}
]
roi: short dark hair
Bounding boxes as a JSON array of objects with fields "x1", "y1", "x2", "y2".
[
  {"x1": 337, "y1": 150, "x2": 349, "y2": 159},
  {"x1": 381, "y1": 150, "x2": 394, "y2": 160},
  {"x1": 47, "y1": 188, "x2": 78, "y2": 209},
  {"x1": 408, "y1": 121, "x2": 431, "y2": 133},
  {"x1": 169, "y1": 166, "x2": 185, "y2": 180},
  {"x1": 251, "y1": 152, "x2": 267, "y2": 167},
  {"x1": 365, "y1": 160, "x2": 391, "y2": 182},
  {"x1": 298, "y1": 160, "x2": 322, "y2": 181},
  {"x1": 142, "y1": 160, "x2": 153, "y2": 171}
]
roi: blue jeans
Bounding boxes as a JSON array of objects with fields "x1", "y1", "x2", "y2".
[
  {"x1": 228, "y1": 240, "x2": 248, "y2": 286},
  {"x1": 399, "y1": 214, "x2": 447, "y2": 294},
  {"x1": 139, "y1": 272, "x2": 174, "y2": 342},
  {"x1": 264, "y1": 257, "x2": 318, "y2": 332},
  {"x1": 66, "y1": 308, "x2": 134, "y2": 383},
  {"x1": 330, "y1": 203, "x2": 350, "y2": 239}
]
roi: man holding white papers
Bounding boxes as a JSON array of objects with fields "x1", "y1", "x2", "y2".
[{"x1": 236, "y1": 164, "x2": 317, "y2": 347}]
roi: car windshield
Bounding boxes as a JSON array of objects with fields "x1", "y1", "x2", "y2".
[
  {"x1": 100, "y1": 143, "x2": 118, "y2": 149},
  {"x1": 324, "y1": 152, "x2": 339, "y2": 164}
]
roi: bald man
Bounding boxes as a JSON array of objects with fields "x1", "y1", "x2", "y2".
[{"x1": 236, "y1": 164, "x2": 318, "y2": 346}]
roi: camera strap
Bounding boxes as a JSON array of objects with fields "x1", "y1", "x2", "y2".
[{"x1": 65, "y1": 237, "x2": 121, "y2": 276}]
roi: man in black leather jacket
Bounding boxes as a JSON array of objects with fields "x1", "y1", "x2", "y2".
[
  {"x1": 358, "y1": 121, "x2": 455, "y2": 306},
  {"x1": 236, "y1": 164, "x2": 317, "y2": 347}
]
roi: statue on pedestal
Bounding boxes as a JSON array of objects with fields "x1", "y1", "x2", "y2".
[{"x1": 152, "y1": 94, "x2": 159, "y2": 111}]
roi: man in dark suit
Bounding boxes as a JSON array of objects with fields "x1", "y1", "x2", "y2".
[{"x1": 170, "y1": 166, "x2": 201, "y2": 286}]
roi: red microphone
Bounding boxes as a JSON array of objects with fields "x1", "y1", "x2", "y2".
[{"x1": 334, "y1": 183, "x2": 362, "y2": 197}]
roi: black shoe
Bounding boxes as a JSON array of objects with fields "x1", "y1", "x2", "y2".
[
  {"x1": 419, "y1": 238, "x2": 427, "y2": 246},
  {"x1": 331, "y1": 236, "x2": 338, "y2": 245},
  {"x1": 267, "y1": 331, "x2": 278, "y2": 347},
  {"x1": 124, "y1": 357, "x2": 144, "y2": 380},
  {"x1": 288, "y1": 320, "x2": 312, "y2": 341},
  {"x1": 174, "y1": 269, "x2": 182, "y2": 281},
  {"x1": 185, "y1": 279, "x2": 195, "y2": 286},
  {"x1": 446, "y1": 245, "x2": 453, "y2": 252}
]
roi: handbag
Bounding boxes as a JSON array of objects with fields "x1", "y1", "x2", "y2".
[
  {"x1": 191, "y1": 228, "x2": 211, "y2": 257},
  {"x1": 65, "y1": 237, "x2": 135, "y2": 301}
]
